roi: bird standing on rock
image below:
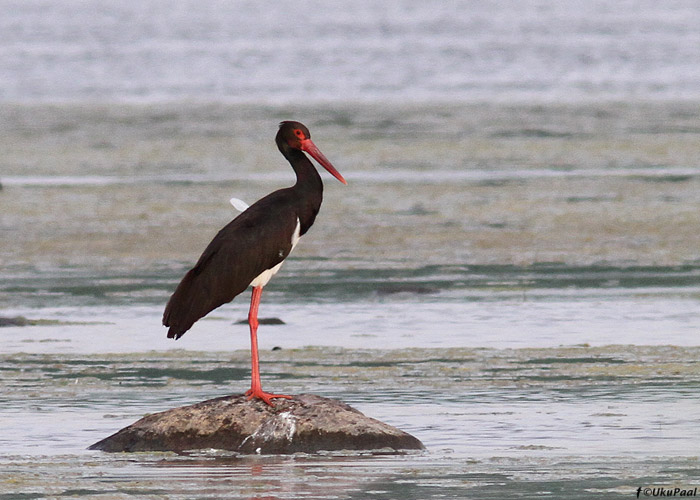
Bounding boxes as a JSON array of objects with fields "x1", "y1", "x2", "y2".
[{"x1": 163, "y1": 121, "x2": 347, "y2": 405}]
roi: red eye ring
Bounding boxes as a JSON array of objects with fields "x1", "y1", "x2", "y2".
[{"x1": 294, "y1": 129, "x2": 304, "y2": 138}]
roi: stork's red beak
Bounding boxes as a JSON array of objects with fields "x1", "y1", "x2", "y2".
[{"x1": 300, "y1": 138, "x2": 347, "y2": 185}]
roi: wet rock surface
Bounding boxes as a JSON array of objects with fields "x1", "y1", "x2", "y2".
[
  {"x1": 0, "y1": 316, "x2": 32, "y2": 327},
  {"x1": 89, "y1": 394, "x2": 424, "y2": 454}
]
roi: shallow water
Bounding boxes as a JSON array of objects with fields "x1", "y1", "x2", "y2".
[
  {"x1": 1, "y1": 98, "x2": 700, "y2": 498},
  {"x1": 2, "y1": 345, "x2": 700, "y2": 499},
  {"x1": 2, "y1": 262, "x2": 700, "y2": 354},
  {"x1": 2, "y1": 0, "x2": 700, "y2": 102},
  {"x1": 1, "y1": 262, "x2": 699, "y2": 498},
  {"x1": 3, "y1": 1, "x2": 700, "y2": 496},
  {"x1": 2, "y1": 101, "x2": 700, "y2": 271}
]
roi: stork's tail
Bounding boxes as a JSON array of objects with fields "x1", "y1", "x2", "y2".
[{"x1": 162, "y1": 270, "x2": 198, "y2": 340}]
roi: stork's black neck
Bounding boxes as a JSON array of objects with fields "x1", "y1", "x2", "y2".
[
  {"x1": 284, "y1": 148, "x2": 323, "y2": 193},
  {"x1": 278, "y1": 144, "x2": 324, "y2": 235}
]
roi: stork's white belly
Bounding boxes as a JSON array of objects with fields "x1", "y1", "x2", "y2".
[{"x1": 249, "y1": 218, "x2": 301, "y2": 288}]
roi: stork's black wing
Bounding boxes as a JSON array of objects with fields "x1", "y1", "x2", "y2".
[{"x1": 163, "y1": 190, "x2": 298, "y2": 339}]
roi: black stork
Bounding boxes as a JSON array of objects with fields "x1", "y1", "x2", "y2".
[{"x1": 163, "y1": 121, "x2": 347, "y2": 405}]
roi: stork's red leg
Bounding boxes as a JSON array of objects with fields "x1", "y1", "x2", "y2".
[{"x1": 244, "y1": 285, "x2": 292, "y2": 406}]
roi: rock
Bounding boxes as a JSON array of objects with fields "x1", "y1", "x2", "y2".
[
  {"x1": 89, "y1": 394, "x2": 424, "y2": 454},
  {"x1": 0, "y1": 316, "x2": 30, "y2": 327},
  {"x1": 376, "y1": 285, "x2": 438, "y2": 295},
  {"x1": 235, "y1": 317, "x2": 285, "y2": 325},
  {"x1": 0, "y1": 316, "x2": 70, "y2": 327}
]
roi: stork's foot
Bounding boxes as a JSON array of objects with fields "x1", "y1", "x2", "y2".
[{"x1": 245, "y1": 387, "x2": 293, "y2": 407}]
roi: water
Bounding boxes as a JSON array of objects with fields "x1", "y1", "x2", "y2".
[
  {"x1": 2, "y1": 1, "x2": 700, "y2": 498},
  {"x1": 1, "y1": 0, "x2": 699, "y2": 103},
  {"x1": 2, "y1": 345, "x2": 700, "y2": 498},
  {"x1": 2, "y1": 104, "x2": 699, "y2": 497}
]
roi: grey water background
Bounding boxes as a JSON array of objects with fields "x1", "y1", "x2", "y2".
[{"x1": 2, "y1": 1, "x2": 700, "y2": 498}]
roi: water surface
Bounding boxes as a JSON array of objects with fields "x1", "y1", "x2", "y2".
[{"x1": 2, "y1": 1, "x2": 700, "y2": 496}]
